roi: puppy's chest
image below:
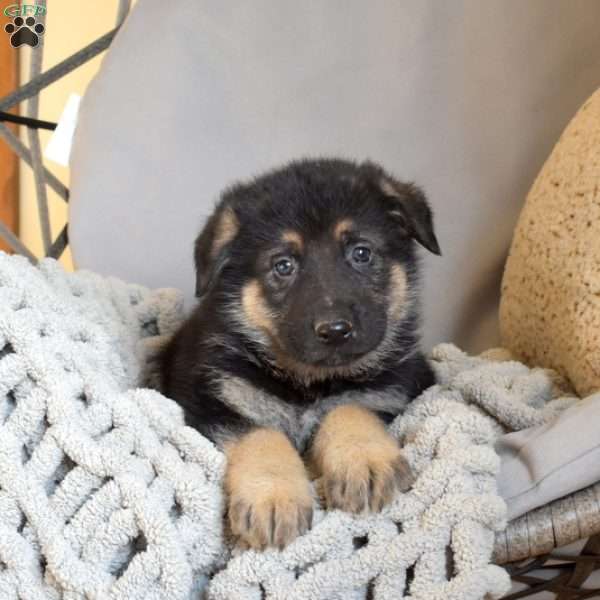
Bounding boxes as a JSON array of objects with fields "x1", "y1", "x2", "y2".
[{"x1": 218, "y1": 376, "x2": 409, "y2": 451}]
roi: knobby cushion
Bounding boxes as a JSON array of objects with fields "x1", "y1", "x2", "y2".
[{"x1": 500, "y1": 87, "x2": 600, "y2": 397}]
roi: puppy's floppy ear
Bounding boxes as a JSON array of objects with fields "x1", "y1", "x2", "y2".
[
  {"x1": 379, "y1": 177, "x2": 441, "y2": 255},
  {"x1": 194, "y1": 204, "x2": 240, "y2": 297}
]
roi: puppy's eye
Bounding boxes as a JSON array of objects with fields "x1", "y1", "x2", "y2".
[
  {"x1": 351, "y1": 246, "x2": 372, "y2": 264},
  {"x1": 273, "y1": 257, "x2": 295, "y2": 277}
]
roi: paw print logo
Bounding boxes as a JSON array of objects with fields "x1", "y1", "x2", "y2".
[{"x1": 4, "y1": 16, "x2": 45, "y2": 48}]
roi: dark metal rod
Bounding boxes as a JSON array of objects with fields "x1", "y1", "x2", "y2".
[{"x1": 0, "y1": 111, "x2": 57, "y2": 131}]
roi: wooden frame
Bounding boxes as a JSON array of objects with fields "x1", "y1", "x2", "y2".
[{"x1": 0, "y1": 40, "x2": 19, "y2": 252}]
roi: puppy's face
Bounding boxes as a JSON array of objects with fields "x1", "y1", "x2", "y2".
[{"x1": 195, "y1": 159, "x2": 440, "y2": 381}]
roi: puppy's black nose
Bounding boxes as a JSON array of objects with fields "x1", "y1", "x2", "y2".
[{"x1": 315, "y1": 319, "x2": 353, "y2": 344}]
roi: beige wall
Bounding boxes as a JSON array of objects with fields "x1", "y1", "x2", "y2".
[{"x1": 19, "y1": 2, "x2": 134, "y2": 269}]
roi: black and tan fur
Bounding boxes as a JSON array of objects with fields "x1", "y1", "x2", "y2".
[{"x1": 161, "y1": 158, "x2": 441, "y2": 549}]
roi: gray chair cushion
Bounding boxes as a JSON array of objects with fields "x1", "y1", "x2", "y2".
[
  {"x1": 497, "y1": 393, "x2": 600, "y2": 520},
  {"x1": 69, "y1": 0, "x2": 600, "y2": 353}
]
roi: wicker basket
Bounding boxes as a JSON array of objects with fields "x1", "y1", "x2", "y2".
[{"x1": 495, "y1": 483, "x2": 600, "y2": 598}]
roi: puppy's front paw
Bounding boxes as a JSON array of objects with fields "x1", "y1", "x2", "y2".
[
  {"x1": 312, "y1": 405, "x2": 414, "y2": 513},
  {"x1": 228, "y1": 480, "x2": 313, "y2": 550},
  {"x1": 225, "y1": 429, "x2": 313, "y2": 550},
  {"x1": 321, "y1": 438, "x2": 412, "y2": 513}
]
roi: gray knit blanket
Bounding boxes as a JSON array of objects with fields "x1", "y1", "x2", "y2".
[{"x1": 0, "y1": 254, "x2": 574, "y2": 599}]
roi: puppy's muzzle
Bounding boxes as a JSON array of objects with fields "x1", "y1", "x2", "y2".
[{"x1": 314, "y1": 319, "x2": 353, "y2": 345}]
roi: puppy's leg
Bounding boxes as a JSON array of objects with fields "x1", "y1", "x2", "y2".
[
  {"x1": 311, "y1": 405, "x2": 413, "y2": 513},
  {"x1": 225, "y1": 428, "x2": 313, "y2": 550}
]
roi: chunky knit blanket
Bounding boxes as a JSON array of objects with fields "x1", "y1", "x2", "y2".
[{"x1": 0, "y1": 253, "x2": 573, "y2": 599}]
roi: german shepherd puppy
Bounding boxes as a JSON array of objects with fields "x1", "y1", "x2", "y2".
[{"x1": 161, "y1": 158, "x2": 440, "y2": 550}]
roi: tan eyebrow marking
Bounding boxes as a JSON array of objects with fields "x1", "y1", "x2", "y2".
[
  {"x1": 333, "y1": 219, "x2": 354, "y2": 241},
  {"x1": 281, "y1": 230, "x2": 304, "y2": 252}
]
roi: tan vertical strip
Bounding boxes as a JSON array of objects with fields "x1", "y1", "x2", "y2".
[{"x1": 0, "y1": 40, "x2": 19, "y2": 252}]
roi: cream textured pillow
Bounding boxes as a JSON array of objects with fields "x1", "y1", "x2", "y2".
[{"x1": 500, "y1": 87, "x2": 600, "y2": 396}]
